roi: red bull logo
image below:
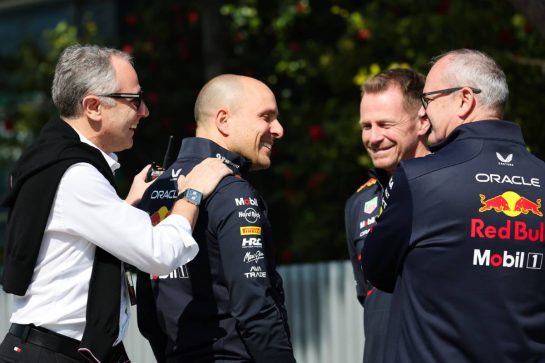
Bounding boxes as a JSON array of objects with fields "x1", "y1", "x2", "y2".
[
  {"x1": 479, "y1": 191, "x2": 542, "y2": 217},
  {"x1": 515, "y1": 197, "x2": 543, "y2": 217},
  {"x1": 471, "y1": 219, "x2": 544, "y2": 242}
]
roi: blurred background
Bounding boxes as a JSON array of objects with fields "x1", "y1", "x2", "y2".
[{"x1": 1, "y1": 0, "x2": 545, "y2": 267}]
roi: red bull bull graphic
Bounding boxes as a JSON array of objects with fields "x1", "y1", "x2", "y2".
[
  {"x1": 515, "y1": 197, "x2": 543, "y2": 217},
  {"x1": 479, "y1": 191, "x2": 542, "y2": 217},
  {"x1": 479, "y1": 194, "x2": 509, "y2": 213}
]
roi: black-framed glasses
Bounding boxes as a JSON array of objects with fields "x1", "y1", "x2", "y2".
[
  {"x1": 420, "y1": 87, "x2": 481, "y2": 109},
  {"x1": 97, "y1": 90, "x2": 144, "y2": 110}
]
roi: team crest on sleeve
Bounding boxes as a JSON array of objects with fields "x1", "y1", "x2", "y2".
[{"x1": 364, "y1": 196, "x2": 378, "y2": 214}]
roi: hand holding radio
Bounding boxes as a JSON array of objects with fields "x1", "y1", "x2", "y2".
[{"x1": 145, "y1": 135, "x2": 176, "y2": 182}]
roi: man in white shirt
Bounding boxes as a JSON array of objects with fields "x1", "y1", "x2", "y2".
[{"x1": 0, "y1": 44, "x2": 231, "y2": 363}]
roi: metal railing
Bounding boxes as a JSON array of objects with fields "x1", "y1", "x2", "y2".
[{"x1": 0, "y1": 260, "x2": 364, "y2": 363}]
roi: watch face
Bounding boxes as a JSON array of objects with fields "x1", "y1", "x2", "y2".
[{"x1": 184, "y1": 188, "x2": 203, "y2": 205}]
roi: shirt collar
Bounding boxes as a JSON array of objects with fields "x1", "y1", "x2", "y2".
[
  {"x1": 429, "y1": 120, "x2": 525, "y2": 153},
  {"x1": 368, "y1": 168, "x2": 391, "y2": 190},
  {"x1": 179, "y1": 137, "x2": 252, "y2": 175},
  {"x1": 73, "y1": 129, "x2": 121, "y2": 173}
]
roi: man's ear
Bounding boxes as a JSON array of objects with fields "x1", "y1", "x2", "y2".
[
  {"x1": 215, "y1": 107, "x2": 230, "y2": 136},
  {"x1": 416, "y1": 114, "x2": 431, "y2": 136},
  {"x1": 457, "y1": 88, "x2": 477, "y2": 120},
  {"x1": 82, "y1": 95, "x2": 102, "y2": 123}
]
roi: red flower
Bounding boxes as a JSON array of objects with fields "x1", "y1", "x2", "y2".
[
  {"x1": 283, "y1": 168, "x2": 295, "y2": 181},
  {"x1": 288, "y1": 41, "x2": 301, "y2": 52},
  {"x1": 162, "y1": 117, "x2": 173, "y2": 130},
  {"x1": 280, "y1": 249, "x2": 295, "y2": 263},
  {"x1": 357, "y1": 29, "x2": 370, "y2": 41},
  {"x1": 146, "y1": 91, "x2": 159, "y2": 105},
  {"x1": 3, "y1": 118, "x2": 13, "y2": 131},
  {"x1": 307, "y1": 172, "x2": 328, "y2": 190},
  {"x1": 125, "y1": 15, "x2": 137, "y2": 26},
  {"x1": 308, "y1": 125, "x2": 325, "y2": 141},
  {"x1": 187, "y1": 11, "x2": 200, "y2": 25},
  {"x1": 233, "y1": 31, "x2": 246, "y2": 43},
  {"x1": 178, "y1": 41, "x2": 190, "y2": 59},
  {"x1": 295, "y1": 2, "x2": 306, "y2": 14},
  {"x1": 499, "y1": 29, "x2": 513, "y2": 44},
  {"x1": 121, "y1": 44, "x2": 134, "y2": 55},
  {"x1": 435, "y1": 0, "x2": 449, "y2": 15}
]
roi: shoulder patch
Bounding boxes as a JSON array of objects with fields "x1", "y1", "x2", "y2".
[{"x1": 356, "y1": 178, "x2": 377, "y2": 193}]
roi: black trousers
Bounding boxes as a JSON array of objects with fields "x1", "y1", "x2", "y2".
[{"x1": 0, "y1": 324, "x2": 129, "y2": 363}]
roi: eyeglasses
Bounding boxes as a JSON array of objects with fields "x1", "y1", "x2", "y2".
[
  {"x1": 420, "y1": 87, "x2": 481, "y2": 109},
  {"x1": 97, "y1": 90, "x2": 144, "y2": 110}
]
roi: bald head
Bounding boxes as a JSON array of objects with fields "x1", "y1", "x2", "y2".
[
  {"x1": 193, "y1": 74, "x2": 283, "y2": 170},
  {"x1": 195, "y1": 74, "x2": 261, "y2": 128}
]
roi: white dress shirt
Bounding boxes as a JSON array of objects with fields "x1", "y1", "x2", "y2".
[{"x1": 10, "y1": 132, "x2": 198, "y2": 343}]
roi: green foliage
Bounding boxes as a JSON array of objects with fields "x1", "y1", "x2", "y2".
[
  {"x1": 2, "y1": 0, "x2": 545, "y2": 264},
  {"x1": 0, "y1": 20, "x2": 99, "y2": 165},
  {"x1": 199, "y1": 0, "x2": 545, "y2": 263}
]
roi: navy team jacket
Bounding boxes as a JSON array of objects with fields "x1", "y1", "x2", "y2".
[
  {"x1": 362, "y1": 120, "x2": 545, "y2": 362},
  {"x1": 345, "y1": 168, "x2": 392, "y2": 363},
  {"x1": 136, "y1": 137, "x2": 295, "y2": 363}
]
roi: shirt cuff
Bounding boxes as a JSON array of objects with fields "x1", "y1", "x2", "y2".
[{"x1": 160, "y1": 214, "x2": 199, "y2": 264}]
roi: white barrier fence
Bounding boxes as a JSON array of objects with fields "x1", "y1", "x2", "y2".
[{"x1": 0, "y1": 260, "x2": 364, "y2": 363}]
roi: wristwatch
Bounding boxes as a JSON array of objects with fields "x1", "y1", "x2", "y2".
[{"x1": 176, "y1": 188, "x2": 203, "y2": 206}]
